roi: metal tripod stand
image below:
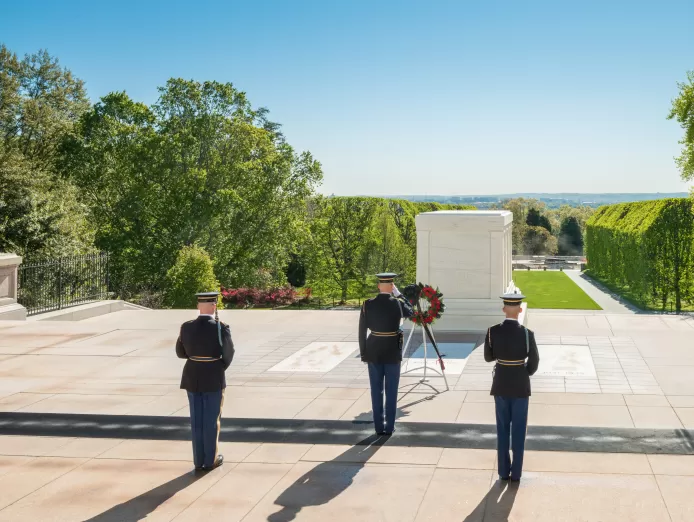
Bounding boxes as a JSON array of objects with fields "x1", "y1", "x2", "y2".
[{"x1": 400, "y1": 322, "x2": 449, "y2": 393}]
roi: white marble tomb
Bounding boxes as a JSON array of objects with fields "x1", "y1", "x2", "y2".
[{"x1": 414, "y1": 211, "x2": 518, "y2": 331}]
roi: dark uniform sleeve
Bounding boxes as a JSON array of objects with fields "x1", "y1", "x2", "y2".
[
  {"x1": 221, "y1": 323, "x2": 235, "y2": 370},
  {"x1": 484, "y1": 327, "x2": 495, "y2": 362},
  {"x1": 526, "y1": 329, "x2": 540, "y2": 376},
  {"x1": 358, "y1": 302, "x2": 367, "y2": 361},
  {"x1": 175, "y1": 326, "x2": 188, "y2": 359},
  {"x1": 397, "y1": 296, "x2": 414, "y2": 318}
]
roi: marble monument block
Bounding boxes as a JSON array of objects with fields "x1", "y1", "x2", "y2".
[
  {"x1": 414, "y1": 211, "x2": 520, "y2": 332},
  {"x1": 0, "y1": 253, "x2": 26, "y2": 320}
]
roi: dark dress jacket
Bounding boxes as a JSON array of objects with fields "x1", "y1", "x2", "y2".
[
  {"x1": 358, "y1": 293, "x2": 414, "y2": 364},
  {"x1": 175, "y1": 315, "x2": 235, "y2": 393},
  {"x1": 484, "y1": 319, "x2": 540, "y2": 398}
]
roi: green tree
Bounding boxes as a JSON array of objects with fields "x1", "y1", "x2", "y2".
[
  {"x1": 526, "y1": 208, "x2": 541, "y2": 227},
  {"x1": 527, "y1": 207, "x2": 552, "y2": 233},
  {"x1": 668, "y1": 71, "x2": 694, "y2": 186},
  {"x1": 62, "y1": 80, "x2": 322, "y2": 296},
  {"x1": 523, "y1": 226, "x2": 558, "y2": 255},
  {"x1": 164, "y1": 245, "x2": 220, "y2": 309},
  {"x1": 307, "y1": 197, "x2": 379, "y2": 303},
  {"x1": 364, "y1": 201, "x2": 412, "y2": 281},
  {"x1": 0, "y1": 45, "x2": 93, "y2": 260},
  {"x1": 493, "y1": 198, "x2": 544, "y2": 254},
  {"x1": 558, "y1": 216, "x2": 584, "y2": 255},
  {"x1": 285, "y1": 253, "x2": 307, "y2": 287}
]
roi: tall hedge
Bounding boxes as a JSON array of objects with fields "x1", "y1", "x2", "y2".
[{"x1": 586, "y1": 198, "x2": 694, "y2": 311}]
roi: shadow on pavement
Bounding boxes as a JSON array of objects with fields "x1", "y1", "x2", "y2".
[
  {"x1": 463, "y1": 480, "x2": 519, "y2": 522},
  {"x1": 267, "y1": 433, "x2": 387, "y2": 522},
  {"x1": 83, "y1": 470, "x2": 201, "y2": 522}
]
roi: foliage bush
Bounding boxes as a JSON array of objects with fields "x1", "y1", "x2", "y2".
[
  {"x1": 164, "y1": 245, "x2": 220, "y2": 309},
  {"x1": 586, "y1": 198, "x2": 694, "y2": 311}
]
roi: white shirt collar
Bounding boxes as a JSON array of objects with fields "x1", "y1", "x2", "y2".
[
  {"x1": 504, "y1": 318, "x2": 519, "y2": 322},
  {"x1": 199, "y1": 313, "x2": 214, "y2": 318}
]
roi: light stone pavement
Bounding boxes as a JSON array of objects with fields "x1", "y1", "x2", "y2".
[
  {"x1": 0, "y1": 306, "x2": 693, "y2": 520},
  {"x1": 0, "y1": 435, "x2": 692, "y2": 521}
]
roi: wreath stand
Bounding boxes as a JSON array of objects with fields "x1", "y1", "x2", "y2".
[{"x1": 400, "y1": 318, "x2": 450, "y2": 393}]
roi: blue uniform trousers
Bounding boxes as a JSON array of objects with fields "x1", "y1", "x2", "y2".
[
  {"x1": 367, "y1": 363, "x2": 400, "y2": 433},
  {"x1": 187, "y1": 390, "x2": 224, "y2": 468},
  {"x1": 494, "y1": 396, "x2": 529, "y2": 479}
]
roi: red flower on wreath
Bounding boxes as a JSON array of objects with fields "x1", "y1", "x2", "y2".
[{"x1": 407, "y1": 283, "x2": 446, "y2": 326}]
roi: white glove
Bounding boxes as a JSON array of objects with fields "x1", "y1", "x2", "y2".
[{"x1": 392, "y1": 285, "x2": 401, "y2": 297}]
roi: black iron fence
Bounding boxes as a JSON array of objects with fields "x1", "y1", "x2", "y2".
[{"x1": 17, "y1": 253, "x2": 111, "y2": 315}]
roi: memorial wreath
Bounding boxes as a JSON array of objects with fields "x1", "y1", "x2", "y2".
[{"x1": 403, "y1": 283, "x2": 446, "y2": 325}]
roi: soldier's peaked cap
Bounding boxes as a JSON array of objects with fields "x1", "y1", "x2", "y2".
[
  {"x1": 500, "y1": 291, "x2": 525, "y2": 306},
  {"x1": 196, "y1": 292, "x2": 219, "y2": 303},
  {"x1": 376, "y1": 273, "x2": 398, "y2": 283}
]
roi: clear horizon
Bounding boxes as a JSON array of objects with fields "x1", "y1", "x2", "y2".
[{"x1": 2, "y1": 0, "x2": 693, "y2": 196}]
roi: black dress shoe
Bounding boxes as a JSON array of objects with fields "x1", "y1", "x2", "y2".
[
  {"x1": 194, "y1": 465, "x2": 204, "y2": 472},
  {"x1": 510, "y1": 478, "x2": 521, "y2": 483},
  {"x1": 500, "y1": 476, "x2": 510, "y2": 481},
  {"x1": 211, "y1": 454, "x2": 224, "y2": 470},
  {"x1": 205, "y1": 455, "x2": 224, "y2": 471}
]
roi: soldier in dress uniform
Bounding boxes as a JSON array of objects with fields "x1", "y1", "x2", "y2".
[
  {"x1": 176, "y1": 292, "x2": 235, "y2": 472},
  {"x1": 358, "y1": 273, "x2": 414, "y2": 436},
  {"x1": 484, "y1": 291, "x2": 540, "y2": 483}
]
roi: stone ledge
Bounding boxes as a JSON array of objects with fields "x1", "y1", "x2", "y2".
[
  {"x1": 2, "y1": 412, "x2": 693, "y2": 454},
  {"x1": 27, "y1": 300, "x2": 150, "y2": 322},
  {"x1": 0, "y1": 253, "x2": 22, "y2": 268},
  {"x1": 403, "y1": 301, "x2": 527, "y2": 332},
  {"x1": 0, "y1": 302, "x2": 27, "y2": 320}
]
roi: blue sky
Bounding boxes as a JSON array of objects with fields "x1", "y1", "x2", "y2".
[{"x1": 2, "y1": 0, "x2": 692, "y2": 195}]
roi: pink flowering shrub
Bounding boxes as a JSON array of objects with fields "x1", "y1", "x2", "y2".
[{"x1": 221, "y1": 286, "x2": 299, "y2": 308}]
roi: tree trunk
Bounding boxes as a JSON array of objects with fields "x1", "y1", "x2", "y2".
[{"x1": 675, "y1": 285, "x2": 682, "y2": 313}]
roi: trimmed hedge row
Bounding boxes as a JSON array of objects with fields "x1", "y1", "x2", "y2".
[{"x1": 586, "y1": 198, "x2": 694, "y2": 311}]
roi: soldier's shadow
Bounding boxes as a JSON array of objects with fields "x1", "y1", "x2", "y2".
[
  {"x1": 463, "y1": 480, "x2": 519, "y2": 522},
  {"x1": 267, "y1": 434, "x2": 388, "y2": 522},
  {"x1": 84, "y1": 471, "x2": 202, "y2": 521}
]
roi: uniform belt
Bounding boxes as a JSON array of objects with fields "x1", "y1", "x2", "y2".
[
  {"x1": 496, "y1": 359, "x2": 525, "y2": 366},
  {"x1": 189, "y1": 356, "x2": 222, "y2": 362},
  {"x1": 369, "y1": 331, "x2": 399, "y2": 337}
]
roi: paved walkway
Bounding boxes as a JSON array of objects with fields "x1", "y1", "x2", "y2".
[
  {"x1": 0, "y1": 435, "x2": 692, "y2": 521},
  {"x1": 1, "y1": 308, "x2": 694, "y2": 520},
  {"x1": 563, "y1": 270, "x2": 636, "y2": 314}
]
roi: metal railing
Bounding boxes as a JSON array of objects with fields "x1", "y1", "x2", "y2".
[{"x1": 17, "y1": 253, "x2": 111, "y2": 315}]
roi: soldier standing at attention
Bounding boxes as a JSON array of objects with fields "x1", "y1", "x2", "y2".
[
  {"x1": 484, "y1": 291, "x2": 540, "y2": 483},
  {"x1": 359, "y1": 273, "x2": 414, "y2": 436},
  {"x1": 176, "y1": 292, "x2": 235, "y2": 472}
]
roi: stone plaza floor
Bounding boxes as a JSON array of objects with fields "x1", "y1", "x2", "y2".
[{"x1": 0, "y1": 305, "x2": 693, "y2": 520}]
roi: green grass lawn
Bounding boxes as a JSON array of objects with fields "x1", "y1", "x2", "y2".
[{"x1": 512, "y1": 271, "x2": 602, "y2": 310}]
